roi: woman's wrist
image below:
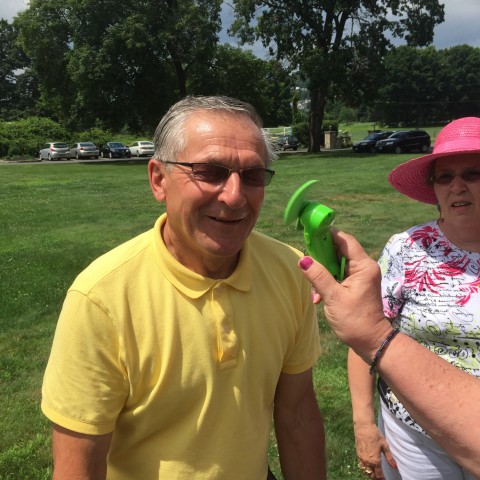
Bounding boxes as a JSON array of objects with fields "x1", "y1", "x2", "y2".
[
  {"x1": 354, "y1": 318, "x2": 394, "y2": 364},
  {"x1": 369, "y1": 328, "x2": 400, "y2": 375}
]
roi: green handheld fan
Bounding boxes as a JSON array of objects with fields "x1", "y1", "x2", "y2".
[{"x1": 284, "y1": 180, "x2": 345, "y2": 281}]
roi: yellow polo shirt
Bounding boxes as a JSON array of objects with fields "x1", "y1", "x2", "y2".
[{"x1": 42, "y1": 214, "x2": 320, "y2": 479}]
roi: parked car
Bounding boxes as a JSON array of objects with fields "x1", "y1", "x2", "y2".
[
  {"x1": 39, "y1": 142, "x2": 70, "y2": 161},
  {"x1": 100, "y1": 142, "x2": 131, "y2": 158},
  {"x1": 69, "y1": 142, "x2": 99, "y2": 159},
  {"x1": 129, "y1": 141, "x2": 155, "y2": 157},
  {"x1": 375, "y1": 130, "x2": 431, "y2": 154},
  {"x1": 352, "y1": 131, "x2": 393, "y2": 153},
  {"x1": 273, "y1": 135, "x2": 299, "y2": 151}
]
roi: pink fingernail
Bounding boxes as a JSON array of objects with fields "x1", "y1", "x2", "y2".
[{"x1": 299, "y1": 256, "x2": 314, "y2": 270}]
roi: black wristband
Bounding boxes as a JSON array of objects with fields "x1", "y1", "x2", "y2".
[{"x1": 369, "y1": 328, "x2": 400, "y2": 375}]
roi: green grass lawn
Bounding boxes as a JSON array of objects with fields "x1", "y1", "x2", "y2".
[{"x1": 0, "y1": 153, "x2": 436, "y2": 479}]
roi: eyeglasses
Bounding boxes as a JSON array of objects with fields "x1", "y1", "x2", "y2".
[
  {"x1": 431, "y1": 169, "x2": 480, "y2": 185},
  {"x1": 161, "y1": 161, "x2": 275, "y2": 187}
]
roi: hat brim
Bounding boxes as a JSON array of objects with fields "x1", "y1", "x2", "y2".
[{"x1": 388, "y1": 148, "x2": 480, "y2": 204}]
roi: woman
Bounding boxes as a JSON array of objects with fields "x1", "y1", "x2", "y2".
[{"x1": 348, "y1": 117, "x2": 480, "y2": 480}]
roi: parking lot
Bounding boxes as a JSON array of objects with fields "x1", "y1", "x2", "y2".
[
  {"x1": 0, "y1": 156, "x2": 150, "y2": 165},
  {"x1": 1, "y1": 148, "x2": 307, "y2": 165}
]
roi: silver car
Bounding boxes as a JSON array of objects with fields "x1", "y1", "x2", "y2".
[
  {"x1": 70, "y1": 142, "x2": 99, "y2": 159},
  {"x1": 39, "y1": 142, "x2": 70, "y2": 161},
  {"x1": 129, "y1": 141, "x2": 155, "y2": 157}
]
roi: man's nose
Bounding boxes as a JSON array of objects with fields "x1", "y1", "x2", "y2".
[{"x1": 218, "y1": 172, "x2": 247, "y2": 207}]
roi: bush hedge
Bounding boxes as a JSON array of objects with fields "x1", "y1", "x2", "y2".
[
  {"x1": 0, "y1": 117, "x2": 133, "y2": 159},
  {"x1": 0, "y1": 117, "x2": 69, "y2": 158}
]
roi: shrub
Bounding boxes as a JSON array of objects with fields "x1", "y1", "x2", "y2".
[
  {"x1": 0, "y1": 117, "x2": 69, "y2": 157},
  {"x1": 337, "y1": 106, "x2": 357, "y2": 125},
  {"x1": 72, "y1": 127, "x2": 114, "y2": 150},
  {"x1": 292, "y1": 121, "x2": 309, "y2": 146},
  {"x1": 322, "y1": 120, "x2": 338, "y2": 132}
]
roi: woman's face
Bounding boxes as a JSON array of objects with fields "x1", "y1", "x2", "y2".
[{"x1": 433, "y1": 154, "x2": 480, "y2": 227}]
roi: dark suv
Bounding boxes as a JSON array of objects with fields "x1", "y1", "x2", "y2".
[
  {"x1": 273, "y1": 135, "x2": 299, "y2": 151},
  {"x1": 375, "y1": 130, "x2": 431, "y2": 154},
  {"x1": 352, "y1": 131, "x2": 393, "y2": 153}
]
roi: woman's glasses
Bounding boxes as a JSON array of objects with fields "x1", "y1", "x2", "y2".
[
  {"x1": 431, "y1": 169, "x2": 480, "y2": 185},
  {"x1": 162, "y1": 161, "x2": 275, "y2": 187}
]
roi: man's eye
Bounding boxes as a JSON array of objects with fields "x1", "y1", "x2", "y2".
[{"x1": 192, "y1": 166, "x2": 226, "y2": 182}]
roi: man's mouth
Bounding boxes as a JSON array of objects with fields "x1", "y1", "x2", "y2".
[
  {"x1": 209, "y1": 216, "x2": 244, "y2": 223},
  {"x1": 452, "y1": 201, "x2": 471, "y2": 207}
]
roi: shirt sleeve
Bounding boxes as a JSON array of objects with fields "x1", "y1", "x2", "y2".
[
  {"x1": 378, "y1": 233, "x2": 406, "y2": 319},
  {"x1": 281, "y1": 278, "x2": 321, "y2": 375},
  {"x1": 41, "y1": 289, "x2": 129, "y2": 435}
]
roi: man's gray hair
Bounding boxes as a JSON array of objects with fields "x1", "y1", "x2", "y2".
[{"x1": 152, "y1": 95, "x2": 277, "y2": 166}]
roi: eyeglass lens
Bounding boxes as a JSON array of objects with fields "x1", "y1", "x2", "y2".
[
  {"x1": 433, "y1": 170, "x2": 480, "y2": 185},
  {"x1": 187, "y1": 163, "x2": 274, "y2": 187}
]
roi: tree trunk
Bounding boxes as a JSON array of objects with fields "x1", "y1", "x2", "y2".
[
  {"x1": 309, "y1": 87, "x2": 327, "y2": 153},
  {"x1": 169, "y1": 50, "x2": 187, "y2": 97}
]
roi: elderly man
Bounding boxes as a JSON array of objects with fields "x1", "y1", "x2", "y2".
[{"x1": 42, "y1": 96, "x2": 326, "y2": 479}]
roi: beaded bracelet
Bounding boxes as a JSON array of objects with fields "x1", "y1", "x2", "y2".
[{"x1": 369, "y1": 328, "x2": 400, "y2": 375}]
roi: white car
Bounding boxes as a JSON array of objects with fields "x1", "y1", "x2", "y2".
[{"x1": 129, "y1": 141, "x2": 155, "y2": 157}]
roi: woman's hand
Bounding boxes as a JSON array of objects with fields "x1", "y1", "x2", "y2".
[
  {"x1": 299, "y1": 229, "x2": 392, "y2": 362},
  {"x1": 354, "y1": 422, "x2": 397, "y2": 479}
]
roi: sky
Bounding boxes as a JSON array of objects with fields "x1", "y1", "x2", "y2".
[{"x1": 2, "y1": 0, "x2": 480, "y2": 55}]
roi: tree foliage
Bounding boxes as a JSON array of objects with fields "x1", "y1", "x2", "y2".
[
  {"x1": 0, "y1": 20, "x2": 19, "y2": 115},
  {"x1": 191, "y1": 44, "x2": 294, "y2": 127},
  {"x1": 230, "y1": 0, "x2": 445, "y2": 151},
  {"x1": 14, "y1": 0, "x2": 223, "y2": 132},
  {"x1": 374, "y1": 45, "x2": 480, "y2": 126},
  {"x1": 10, "y1": 0, "x2": 294, "y2": 134},
  {"x1": 0, "y1": 19, "x2": 39, "y2": 120}
]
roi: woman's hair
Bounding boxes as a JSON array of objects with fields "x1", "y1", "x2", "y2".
[{"x1": 152, "y1": 95, "x2": 277, "y2": 166}]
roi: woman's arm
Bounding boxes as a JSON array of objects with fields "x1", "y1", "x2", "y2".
[
  {"x1": 348, "y1": 349, "x2": 396, "y2": 478},
  {"x1": 298, "y1": 229, "x2": 480, "y2": 477}
]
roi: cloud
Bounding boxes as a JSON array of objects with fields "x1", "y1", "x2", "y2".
[
  {"x1": 1, "y1": 0, "x2": 480, "y2": 51},
  {"x1": 220, "y1": 0, "x2": 480, "y2": 57},
  {"x1": 219, "y1": 2, "x2": 273, "y2": 60},
  {"x1": 433, "y1": 0, "x2": 480, "y2": 48},
  {"x1": 0, "y1": 0, "x2": 28, "y2": 21}
]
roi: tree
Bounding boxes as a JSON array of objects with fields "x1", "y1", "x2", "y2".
[
  {"x1": 376, "y1": 46, "x2": 444, "y2": 126},
  {"x1": 0, "y1": 20, "x2": 18, "y2": 117},
  {"x1": 191, "y1": 44, "x2": 294, "y2": 127},
  {"x1": 374, "y1": 45, "x2": 480, "y2": 126},
  {"x1": 0, "y1": 19, "x2": 38, "y2": 120},
  {"x1": 230, "y1": 0, "x2": 445, "y2": 152},
  {"x1": 15, "y1": 0, "x2": 223, "y2": 132},
  {"x1": 441, "y1": 45, "x2": 480, "y2": 120},
  {"x1": 337, "y1": 106, "x2": 357, "y2": 125}
]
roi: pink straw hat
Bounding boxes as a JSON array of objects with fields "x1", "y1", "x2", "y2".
[{"x1": 388, "y1": 117, "x2": 480, "y2": 204}]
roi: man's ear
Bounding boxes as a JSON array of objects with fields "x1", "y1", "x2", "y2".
[{"x1": 148, "y1": 159, "x2": 166, "y2": 202}]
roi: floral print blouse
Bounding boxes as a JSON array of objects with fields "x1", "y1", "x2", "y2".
[{"x1": 377, "y1": 220, "x2": 480, "y2": 434}]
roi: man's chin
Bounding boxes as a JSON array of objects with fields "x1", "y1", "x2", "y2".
[{"x1": 205, "y1": 242, "x2": 244, "y2": 258}]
